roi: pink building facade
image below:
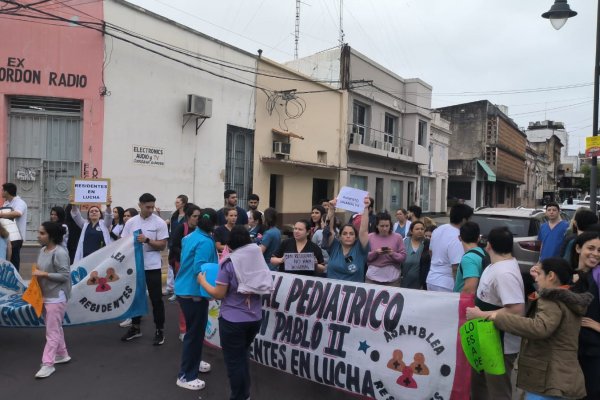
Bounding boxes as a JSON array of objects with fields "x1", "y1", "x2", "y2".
[{"x1": 0, "y1": 1, "x2": 105, "y2": 238}]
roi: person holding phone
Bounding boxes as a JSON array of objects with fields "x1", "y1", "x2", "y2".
[{"x1": 366, "y1": 212, "x2": 407, "y2": 286}]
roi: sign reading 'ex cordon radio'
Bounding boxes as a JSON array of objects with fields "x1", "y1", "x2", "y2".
[{"x1": 0, "y1": 57, "x2": 88, "y2": 88}]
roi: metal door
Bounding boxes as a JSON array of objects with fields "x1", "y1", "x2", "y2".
[{"x1": 7, "y1": 97, "x2": 82, "y2": 241}]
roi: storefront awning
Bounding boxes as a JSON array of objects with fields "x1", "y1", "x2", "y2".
[{"x1": 477, "y1": 159, "x2": 496, "y2": 182}]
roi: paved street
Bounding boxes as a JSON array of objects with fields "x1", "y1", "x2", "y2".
[{"x1": 1, "y1": 299, "x2": 350, "y2": 400}]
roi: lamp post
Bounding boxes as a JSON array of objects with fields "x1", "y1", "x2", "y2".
[{"x1": 542, "y1": 0, "x2": 599, "y2": 214}]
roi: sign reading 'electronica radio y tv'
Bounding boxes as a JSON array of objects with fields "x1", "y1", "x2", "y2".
[
  {"x1": 206, "y1": 273, "x2": 469, "y2": 400},
  {"x1": 132, "y1": 145, "x2": 165, "y2": 167}
]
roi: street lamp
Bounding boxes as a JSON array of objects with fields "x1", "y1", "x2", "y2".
[
  {"x1": 542, "y1": 0, "x2": 577, "y2": 30},
  {"x1": 542, "y1": 1, "x2": 599, "y2": 214}
]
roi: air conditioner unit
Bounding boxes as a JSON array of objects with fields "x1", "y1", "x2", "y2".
[
  {"x1": 383, "y1": 142, "x2": 392, "y2": 151},
  {"x1": 186, "y1": 94, "x2": 212, "y2": 118},
  {"x1": 391, "y1": 146, "x2": 400, "y2": 154},
  {"x1": 372, "y1": 140, "x2": 382, "y2": 149},
  {"x1": 273, "y1": 141, "x2": 291, "y2": 156}
]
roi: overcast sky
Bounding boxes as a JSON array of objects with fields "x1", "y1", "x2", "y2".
[{"x1": 130, "y1": 0, "x2": 595, "y2": 155}]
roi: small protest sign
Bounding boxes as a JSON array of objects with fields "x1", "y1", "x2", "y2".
[
  {"x1": 22, "y1": 275, "x2": 43, "y2": 317},
  {"x1": 336, "y1": 186, "x2": 368, "y2": 214},
  {"x1": 459, "y1": 318, "x2": 505, "y2": 375},
  {"x1": 72, "y1": 178, "x2": 111, "y2": 204},
  {"x1": 283, "y1": 253, "x2": 315, "y2": 272}
]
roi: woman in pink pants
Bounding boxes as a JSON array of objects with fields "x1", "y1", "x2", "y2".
[{"x1": 32, "y1": 221, "x2": 72, "y2": 379}]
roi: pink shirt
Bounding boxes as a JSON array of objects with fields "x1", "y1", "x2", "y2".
[{"x1": 366, "y1": 232, "x2": 407, "y2": 283}]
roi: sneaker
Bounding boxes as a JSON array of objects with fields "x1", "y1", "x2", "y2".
[
  {"x1": 153, "y1": 329, "x2": 165, "y2": 346},
  {"x1": 199, "y1": 360, "x2": 211, "y2": 373},
  {"x1": 121, "y1": 326, "x2": 142, "y2": 341},
  {"x1": 176, "y1": 377, "x2": 205, "y2": 390},
  {"x1": 54, "y1": 355, "x2": 71, "y2": 364},
  {"x1": 35, "y1": 365, "x2": 55, "y2": 378},
  {"x1": 168, "y1": 294, "x2": 177, "y2": 302},
  {"x1": 178, "y1": 333, "x2": 185, "y2": 342},
  {"x1": 119, "y1": 318, "x2": 132, "y2": 328}
]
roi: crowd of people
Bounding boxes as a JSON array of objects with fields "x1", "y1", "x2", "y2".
[{"x1": 2, "y1": 181, "x2": 600, "y2": 399}]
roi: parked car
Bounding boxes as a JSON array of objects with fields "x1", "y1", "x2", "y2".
[
  {"x1": 470, "y1": 207, "x2": 569, "y2": 274},
  {"x1": 560, "y1": 203, "x2": 590, "y2": 220}
]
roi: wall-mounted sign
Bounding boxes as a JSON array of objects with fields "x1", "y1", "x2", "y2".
[
  {"x1": 0, "y1": 57, "x2": 87, "y2": 87},
  {"x1": 132, "y1": 145, "x2": 165, "y2": 167},
  {"x1": 71, "y1": 178, "x2": 111, "y2": 204},
  {"x1": 585, "y1": 136, "x2": 600, "y2": 158}
]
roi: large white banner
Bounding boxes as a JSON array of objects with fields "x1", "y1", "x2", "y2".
[
  {"x1": 0, "y1": 234, "x2": 147, "y2": 327},
  {"x1": 206, "y1": 273, "x2": 470, "y2": 400}
]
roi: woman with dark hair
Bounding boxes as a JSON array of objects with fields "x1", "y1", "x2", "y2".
[
  {"x1": 173, "y1": 208, "x2": 218, "y2": 391},
  {"x1": 198, "y1": 226, "x2": 271, "y2": 400},
  {"x1": 323, "y1": 197, "x2": 371, "y2": 282},
  {"x1": 271, "y1": 219, "x2": 325, "y2": 276},
  {"x1": 259, "y1": 208, "x2": 281, "y2": 270},
  {"x1": 166, "y1": 195, "x2": 189, "y2": 296},
  {"x1": 50, "y1": 206, "x2": 69, "y2": 249},
  {"x1": 215, "y1": 207, "x2": 237, "y2": 253},
  {"x1": 568, "y1": 231, "x2": 600, "y2": 399},
  {"x1": 64, "y1": 204, "x2": 81, "y2": 264},
  {"x1": 309, "y1": 205, "x2": 326, "y2": 238},
  {"x1": 110, "y1": 206, "x2": 125, "y2": 240},
  {"x1": 248, "y1": 210, "x2": 265, "y2": 242},
  {"x1": 400, "y1": 221, "x2": 426, "y2": 289},
  {"x1": 366, "y1": 212, "x2": 406, "y2": 286},
  {"x1": 169, "y1": 204, "x2": 201, "y2": 341},
  {"x1": 419, "y1": 225, "x2": 436, "y2": 290},
  {"x1": 71, "y1": 201, "x2": 113, "y2": 262},
  {"x1": 32, "y1": 221, "x2": 71, "y2": 378},
  {"x1": 467, "y1": 257, "x2": 591, "y2": 400},
  {"x1": 392, "y1": 208, "x2": 410, "y2": 238},
  {"x1": 123, "y1": 208, "x2": 138, "y2": 225}
]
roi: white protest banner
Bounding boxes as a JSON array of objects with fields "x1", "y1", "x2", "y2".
[
  {"x1": 0, "y1": 234, "x2": 148, "y2": 328},
  {"x1": 283, "y1": 253, "x2": 315, "y2": 272},
  {"x1": 336, "y1": 186, "x2": 369, "y2": 214},
  {"x1": 72, "y1": 178, "x2": 111, "y2": 204},
  {"x1": 205, "y1": 273, "x2": 470, "y2": 400}
]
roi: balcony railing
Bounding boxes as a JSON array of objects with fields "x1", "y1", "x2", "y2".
[{"x1": 349, "y1": 124, "x2": 413, "y2": 156}]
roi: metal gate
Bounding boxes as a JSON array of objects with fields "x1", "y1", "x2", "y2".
[
  {"x1": 225, "y1": 125, "x2": 254, "y2": 206},
  {"x1": 7, "y1": 97, "x2": 82, "y2": 241}
]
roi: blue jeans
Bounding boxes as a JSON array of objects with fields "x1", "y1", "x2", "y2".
[
  {"x1": 177, "y1": 297, "x2": 208, "y2": 381},
  {"x1": 525, "y1": 393, "x2": 563, "y2": 400},
  {"x1": 219, "y1": 317, "x2": 262, "y2": 400}
]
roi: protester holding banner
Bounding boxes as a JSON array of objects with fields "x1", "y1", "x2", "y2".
[
  {"x1": 198, "y1": 226, "x2": 272, "y2": 400},
  {"x1": 471, "y1": 226, "x2": 525, "y2": 400},
  {"x1": 271, "y1": 219, "x2": 325, "y2": 276},
  {"x1": 467, "y1": 257, "x2": 591, "y2": 400},
  {"x1": 169, "y1": 204, "x2": 201, "y2": 341},
  {"x1": 32, "y1": 221, "x2": 71, "y2": 379},
  {"x1": 120, "y1": 193, "x2": 169, "y2": 346},
  {"x1": 174, "y1": 208, "x2": 218, "y2": 390},
  {"x1": 568, "y1": 231, "x2": 600, "y2": 399},
  {"x1": 259, "y1": 207, "x2": 281, "y2": 271},
  {"x1": 366, "y1": 212, "x2": 406, "y2": 286},
  {"x1": 400, "y1": 221, "x2": 426, "y2": 289},
  {"x1": 71, "y1": 202, "x2": 113, "y2": 262},
  {"x1": 323, "y1": 196, "x2": 370, "y2": 282}
]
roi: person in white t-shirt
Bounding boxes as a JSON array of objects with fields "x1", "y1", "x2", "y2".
[
  {"x1": 426, "y1": 204, "x2": 473, "y2": 292},
  {"x1": 120, "y1": 193, "x2": 169, "y2": 346},
  {"x1": 467, "y1": 226, "x2": 525, "y2": 400},
  {"x1": 0, "y1": 182, "x2": 28, "y2": 271}
]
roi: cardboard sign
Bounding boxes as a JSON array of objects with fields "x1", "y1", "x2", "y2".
[
  {"x1": 22, "y1": 276, "x2": 43, "y2": 317},
  {"x1": 459, "y1": 318, "x2": 505, "y2": 375},
  {"x1": 336, "y1": 186, "x2": 368, "y2": 214},
  {"x1": 72, "y1": 178, "x2": 111, "y2": 204},
  {"x1": 283, "y1": 253, "x2": 315, "y2": 271}
]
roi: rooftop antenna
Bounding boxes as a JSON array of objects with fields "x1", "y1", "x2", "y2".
[
  {"x1": 294, "y1": 0, "x2": 300, "y2": 59},
  {"x1": 339, "y1": 0, "x2": 345, "y2": 45}
]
